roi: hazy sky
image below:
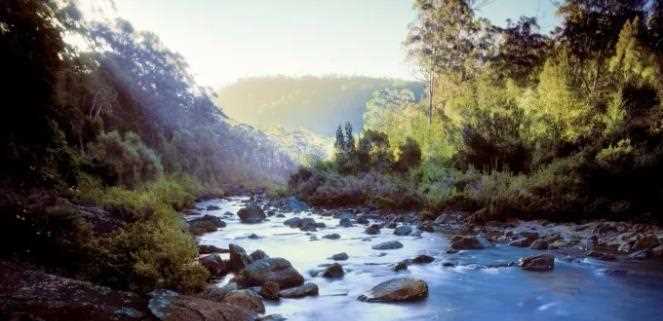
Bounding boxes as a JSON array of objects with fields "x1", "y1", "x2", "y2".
[{"x1": 111, "y1": 0, "x2": 560, "y2": 88}]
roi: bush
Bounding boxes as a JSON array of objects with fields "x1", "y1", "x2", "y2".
[
  {"x1": 87, "y1": 131, "x2": 163, "y2": 187},
  {"x1": 77, "y1": 175, "x2": 208, "y2": 293}
]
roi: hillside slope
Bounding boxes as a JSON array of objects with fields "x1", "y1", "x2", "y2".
[{"x1": 216, "y1": 76, "x2": 423, "y2": 136}]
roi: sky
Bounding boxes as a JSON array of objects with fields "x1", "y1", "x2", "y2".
[{"x1": 108, "y1": 0, "x2": 560, "y2": 88}]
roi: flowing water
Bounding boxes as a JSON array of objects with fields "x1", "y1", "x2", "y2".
[{"x1": 194, "y1": 197, "x2": 663, "y2": 321}]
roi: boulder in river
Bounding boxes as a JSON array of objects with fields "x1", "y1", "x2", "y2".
[
  {"x1": 189, "y1": 215, "x2": 226, "y2": 235},
  {"x1": 372, "y1": 241, "x2": 403, "y2": 250},
  {"x1": 509, "y1": 237, "x2": 534, "y2": 247},
  {"x1": 393, "y1": 261, "x2": 408, "y2": 272},
  {"x1": 148, "y1": 289, "x2": 256, "y2": 321},
  {"x1": 394, "y1": 225, "x2": 413, "y2": 236},
  {"x1": 229, "y1": 244, "x2": 251, "y2": 271},
  {"x1": 198, "y1": 244, "x2": 228, "y2": 254},
  {"x1": 279, "y1": 282, "x2": 319, "y2": 298},
  {"x1": 199, "y1": 254, "x2": 229, "y2": 276},
  {"x1": 357, "y1": 278, "x2": 428, "y2": 303},
  {"x1": 339, "y1": 217, "x2": 353, "y2": 227},
  {"x1": 519, "y1": 254, "x2": 555, "y2": 272},
  {"x1": 283, "y1": 217, "x2": 302, "y2": 227},
  {"x1": 238, "y1": 257, "x2": 305, "y2": 289},
  {"x1": 259, "y1": 281, "x2": 280, "y2": 301},
  {"x1": 449, "y1": 235, "x2": 485, "y2": 251},
  {"x1": 530, "y1": 239, "x2": 549, "y2": 250},
  {"x1": 365, "y1": 224, "x2": 381, "y2": 235},
  {"x1": 322, "y1": 263, "x2": 344, "y2": 279},
  {"x1": 330, "y1": 252, "x2": 349, "y2": 261},
  {"x1": 206, "y1": 205, "x2": 221, "y2": 211},
  {"x1": 356, "y1": 217, "x2": 370, "y2": 225},
  {"x1": 222, "y1": 289, "x2": 265, "y2": 314},
  {"x1": 412, "y1": 255, "x2": 435, "y2": 264},
  {"x1": 250, "y1": 249, "x2": 269, "y2": 261},
  {"x1": 322, "y1": 233, "x2": 341, "y2": 240},
  {"x1": 283, "y1": 196, "x2": 310, "y2": 212},
  {"x1": 237, "y1": 205, "x2": 266, "y2": 224}
]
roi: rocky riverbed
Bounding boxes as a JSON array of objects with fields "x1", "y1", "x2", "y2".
[{"x1": 184, "y1": 196, "x2": 663, "y2": 321}]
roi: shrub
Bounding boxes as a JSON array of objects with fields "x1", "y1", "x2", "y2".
[
  {"x1": 87, "y1": 131, "x2": 163, "y2": 187},
  {"x1": 77, "y1": 175, "x2": 208, "y2": 293},
  {"x1": 394, "y1": 137, "x2": 422, "y2": 173}
]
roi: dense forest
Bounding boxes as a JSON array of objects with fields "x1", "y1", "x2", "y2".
[
  {"x1": 0, "y1": 0, "x2": 295, "y2": 294},
  {"x1": 290, "y1": 0, "x2": 663, "y2": 224},
  {"x1": 217, "y1": 76, "x2": 424, "y2": 136}
]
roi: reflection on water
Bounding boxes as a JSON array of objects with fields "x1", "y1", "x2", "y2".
[{"x1": 194, "y1": 197, "x2": 663, "y2": 321}]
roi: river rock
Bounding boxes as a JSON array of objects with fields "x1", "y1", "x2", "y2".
[
  {"x1": 229, "y1": 244, "x2": 251, "y2": 271},
  {"x1": 365, "y1": 224, "x2": 381, "y2": 235},
  {"x1": 199, "y1": 283, "x2": 238, "y2": 302},
  {"x1": 330, "y1": 252, "x2": 349, "y2": 261},
  {"x1": 222, "y1": 289, "x2": 265, "y2": 314},
  {"x1": 449, "y1": 235, "x2": 484, "y2": 250},
  {"x1": 323, "y1": 233, "x2": 341, "y2": 240},
  {"x1": 206, "y1": 205, "x2": 220, "y2": 211},
  {"x1": 250, "y1": 249, "x2": 269, "y2": 261},
  {"x1": 198, "y1": 244, "x2": 228, "y2": 254},
  {"x1": 339, "y1": 217, "x2": 353, "y2": 227},
  {"x1": 238, "y1": 257, "x2": 305, "y2": 289},
  {"x1": 586, "y1": 249, "x2": 617, "y2": 261},
  {"x1": 283, "y1": 196, "x2": 309, "y2": 212},
  {"x1": 519, "y1": 254, "x2": 555, "y2": 272},
  {"x1": 259, "y1": 281, "x2": 280, "y2": 301},
  {"x1": 509, "y1": 237, "x2": 534, "y2": 247},
  {"x1": 394, "y1": 225, "x2": 413, "y2": 236},
  {"x1": 356, "y1": 217, "x2": 370, "y2": 225},
  {"x1": 372, "y1": 241, "x2": 403, "y2": 250},
  {"x1": 190, "y1": 215, "x2": 226, "y2": 227},
  {"x1": 412, "y1": 255, "x2": 435, "y2": 264},
  {"x1": 283, "y1": 217, "x2": 301, "y2": 227},
  {"x1": 393, "y1": 261, "x2": 408, "y2": 272},
  {"x1": 237, "y1": 205, "x2": 266, "y2": 224},
  {"x1": 279, "y1": 283, "x2": 319, "y2": 298},
  {"x1": 148, "y1": 289, "x2": 256, "y2": 321},
  {"x1": 530, "y1": 239, "x2": 549, "y2": 250},
  {"x1": 357, "y1": 278, "x2": 428, "y2": 303},
  {"x1": 322, "y1": 263, "x2": 344, "y2": 278},
  {"x1": 199, "y1": 254, "x2": 229, "y2": 276}
]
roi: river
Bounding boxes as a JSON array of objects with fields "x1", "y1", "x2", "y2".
[{"x1": 193, "y1": 196, "x2": 663, "y2": 321}]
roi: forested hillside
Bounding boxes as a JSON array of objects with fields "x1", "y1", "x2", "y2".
[
  {"x1": 290, "y1": 0, "x2": 663, "y2": 224},
  {"x1": 217, "y1": 76, "x2": 424, "y2": 136},
  {"x1": 0, "y1": 0, "x2": 293, "y2": 294}
]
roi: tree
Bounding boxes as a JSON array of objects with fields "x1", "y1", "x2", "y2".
[
  {"x1": 405, "y1": 0, "x2": 487, "y2": 125},
  {"x1": 0, "y1": 0, "x2": 77, "y2": 185},
  {"x1": 394, "y1": 138, "x2": 422, "y2": 173},
  {"x1": 556, "y1": 0, "x2": 647, "y2": 61},
  {"x1": 489, "y1": 17, "x2": 550, "y2": 85}
]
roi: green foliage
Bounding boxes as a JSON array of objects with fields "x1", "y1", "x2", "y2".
[
  {"x1": 78, "y1": 175, "x2": 208, "y2": 293},
  {"x1": 87, "y1": 131, "x2": 164, "y2": 187},
  {"x1": 291, "y1": 1, "x2": 663, "y2": 223}
]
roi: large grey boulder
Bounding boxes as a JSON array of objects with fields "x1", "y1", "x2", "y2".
[
  {"x1": 222, "y1": 289, "x2": 265, "y2": 314},
  {"x1": 278, "y1": 283, "x2": 319, "y2": 298},
  {"x1": 237, "y1": 205, "x2": 266, "y2": 224},
  {"x1": 449, "y1": 235, "x2": 484, "y2": 251},
  {"x1": 394, "y1": 225, "x2": 413, "y2": 236},
  {"x1": 519, "y1": 254, "x2": 555, "y2": 272},
  {"x1": 238, "y1": 257, "x2": 305, "y2": 289},
  {"x1": 148, "y1": 289, "x2": 256, "y2": 321},
  {"x1": 229, "y1": 244, "x2": 251, "y2": 271},
  {"x1": 372, "y1": 241, "x2": 403, "y2": 250},
  {"x1": 357, "y1": 278, "x2": 428, "y2": 303}
]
